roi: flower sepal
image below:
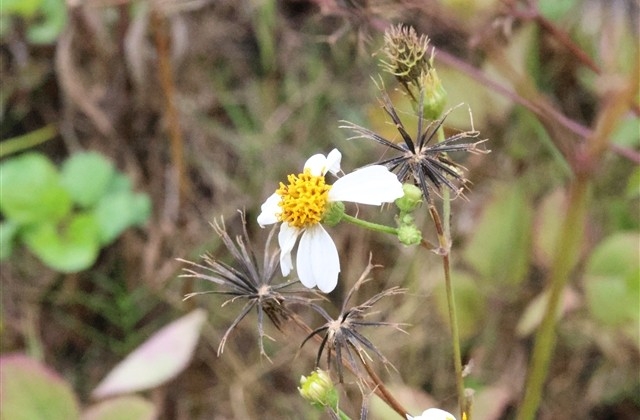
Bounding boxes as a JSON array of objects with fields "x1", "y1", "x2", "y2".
[{"x1": 322, "y1": 201, "x2": 345, "y2": 227}]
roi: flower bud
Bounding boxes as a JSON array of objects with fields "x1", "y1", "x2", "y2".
[
  {"x1": 396, "y1": 183, "x2": 423, "y2": 212},
  {"x1": 419, "y1": 68, "x2": 447, "y2": 120},
  {"x1": 299, "y1": 369, "x2": 339, "y2": 410},
  {"x1": 397, "y1": 224, "x2": 422, "y2": 246}
]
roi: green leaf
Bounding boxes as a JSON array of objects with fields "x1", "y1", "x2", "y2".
[
  {"x1": 1, "y1": 0, "x2": 43, "y2": 17},
  {"x1": 0, "y1": 221, "x2": 19, "y2": 260},
  {"x1": 22, "y1": 213, "x2": 101, "y2": 273},
  {"x1": 60, "y1": 152, "x2": 115, "y2": 208},
  {"x1": 584, "y1": 232, "x2": 640, "y2": 326},
  {"x1": 25, "y1": 0, "x2": 67, "y2": 44},
  {"x1": 611, "y1": 117, "x2": 640, "y2": 148},
  {"x1": 0, "y1": 153, "x2": 71, "y2": 225},
  {"x1": 463, "y1": 183, "x2": 533, "y2": 293},
  {"x1": 532, "y1": 188, "x2": 566, "y2": 268},
  {"x1": 627, "y1": 168, "x2": 640, "y2": 199},
  {"x1": 94, "y1": 190, "x2": 151, "y2": 245},
  {"x1": 538, "y1": 0, "x2": 578, "y2": 21},
  {"x1": 433, "y1": 270, "x2": 486, "y2": 340},
  {"x1": 0, "y1": 354, "x2": 80, "y2": 420}
]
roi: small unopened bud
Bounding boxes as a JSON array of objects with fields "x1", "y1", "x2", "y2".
[
  {"x1": 322, "y1": 201, "x2": 345, "y2": 227},
  {"x1": 397, "y1": 224, "x2": 422, "y2": 246},
  {"x1": 299, "y1": 369, "x2": 338, "y2": 410},
  {"x1": 419, "y1": 68, "x2": 447, "y2": 120},
  {"x1": 396, "y1": 183, "x2": 423, "y2": 212}
]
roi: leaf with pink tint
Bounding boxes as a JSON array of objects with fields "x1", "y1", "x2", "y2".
[
  {"x1": 92, "y1": 309, "x2": 207, "y2": 399},
  {"x1": 82, "y1": 395, "x2": 157, "y2": 420},
  {"x1": 0, "y1": 353, "x2": 80, "y2": 420}
]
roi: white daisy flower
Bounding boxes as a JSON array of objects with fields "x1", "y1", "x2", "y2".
[
  {"x1": 257, "y1": 148, "x2": 404, "y2": 293},
  {"x1": 407, "y1": 408, "x2": 456, "y2": 420}
]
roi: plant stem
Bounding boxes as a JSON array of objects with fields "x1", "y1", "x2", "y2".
[
  {"x1": 0, "y1": 124, "x2": 58, "y2": 158},
  {"x1": 432, "y1": 124, "x2": 468, "y2": 419},
  {"x1": 429, "y1": 205, "x2": 467, "y2": 420},
  {"x1": 341, "y1": 213, "x2": 399, "y2": 236},
  {"x1": 516, "y1": 179, "x2": 588, "y2": 420},
  {"x1": 335, "y1": 408, "x2": 352, "y2": 420},
  {"x1": 517, "y1": 55, "x2": 636, "y2": 419},
  {"x1": 360, "y1": 353, "x2": 410, "y2": 417}
]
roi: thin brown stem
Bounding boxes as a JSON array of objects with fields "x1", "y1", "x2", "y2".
[
  {"x1": 433, "y1": 48, "x2": 640, "y2": 164},
  {"x1": 152, "y1": 10, "x2": 189, "y2": 203},
  {"x1": 359, "y1": 353, "x2": 410, "y2": 417}
]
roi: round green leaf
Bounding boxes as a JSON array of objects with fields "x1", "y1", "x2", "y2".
[
  {"x1": 60, "y1": 151, "x2": 115, "y2": 208},
  {"x1": 584, "y1": 232, "x2": 640, "y2": 326},
  {"x1": 25, "y1": 0, "x2": 67, "y2": 44},
  {"x1": 22, "y1": 213, "x2": 101, "y2": 273},
  {"x1": 0, "y1": 153, "x2": 71, "y2": 224},
  {"x1": 434, "y1": 270, "x2": 486, "y2": 340},
  {"x1": 463, "y1": 183, "x2": 533, "y2": 292},
  {"x1": 0, "y1": 354, "x2": 80, "y2": 420},
  {"x1": 94, "y1": 190, "x2": 151, "y2": 245}
]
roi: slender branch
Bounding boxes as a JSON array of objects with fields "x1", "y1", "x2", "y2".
[
  {"x1": 360, "y1": 353, "x2": 411, "y2": 417},
  {"x1": 433, "y1": 48, "x2": 640, "y2": 164},
  {"x1": 152, "y1": 10, "x2": 189, "y2": 203},
  {"x1": 0, "y1": 124, "x2": 58, "y2": 158},
  {"x1": 516, "y1": 180, "x2": 589, "y2": 420}
]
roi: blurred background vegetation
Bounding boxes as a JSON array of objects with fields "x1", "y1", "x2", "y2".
[{"x1": 1, "y1": 0, "x2": 638, "y2": 419}]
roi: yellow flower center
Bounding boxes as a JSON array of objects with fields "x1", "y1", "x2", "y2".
[{"x1": 276, "y1": 169, "x2": 331, "y2": 229}]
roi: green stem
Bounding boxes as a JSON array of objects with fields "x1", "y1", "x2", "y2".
[
  {"x1": 436, "y1": 126, "x2": 452, "y2": 244},
  {"x1": 516, "y1": 180, "x2": 589, "y2": 420},
  {"x1": 429, "y1": 205, "x2": 467, "y2": 420},
  {"x1": 433, "y1": 124, "x2": 468, "y2": 419},
  {"x1": 0, "y1": 124, "x2": 58, "y2": 158},
  {"x1": 341, "y1": 213, "x2": 399, "y2": 236},
  {"x1": 335, "y1": 408, "x2": 352, "y2": 420}
]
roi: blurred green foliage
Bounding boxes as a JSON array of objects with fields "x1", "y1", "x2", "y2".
[
  {"x1": 0, "y1": 152, "x2": 151, "y2": 272},
  {"x1": 1, "y1": 0, "x2": 67, "y2": 44}
]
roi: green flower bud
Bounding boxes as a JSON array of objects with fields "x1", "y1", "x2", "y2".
[
  {"x1": 397, "y1": 224, "x2": 422, "y2": 246},
  {"x1": 299, "y1": 369, "x2": 339, "y2": 410},
  {"x1": 419, "y1": 68, "x2": 447, "y2": 120},
  {"x1": 322, "y1": 201, "x2": 345, "y2": 227},
  {"x1": 396, "y1": 183, "x2": 423, "y2": 212},
  {"x1": 399, "y1": 213, "x2": 415, "y2": 226}
]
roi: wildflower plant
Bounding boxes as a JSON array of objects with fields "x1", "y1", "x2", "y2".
[{"x1": 180, "y1": 24, "x2": 488, "y2": 420}]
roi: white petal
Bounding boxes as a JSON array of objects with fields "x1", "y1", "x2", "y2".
[
  {"x1": 411, "y1": 408, "x2": 456, "y2": 420},
  {"x1": 329, "y1": 165, "x2": 404, "y2": 205},
  {"x1": 304, "y1": 153, "x2": 329, "y2": 177},
  {"x1": 257, "y1": 192, "x2": 281, "y2": 227},
  {"x1": 297, "y1": 225, "x2": 340, "y2": 292},
  {"x1": 325, "y1": 149, "x2": 342, "y2": 175},
  {"x1": 278, "y1": 223, "x2": 301, "y2": 276}
]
